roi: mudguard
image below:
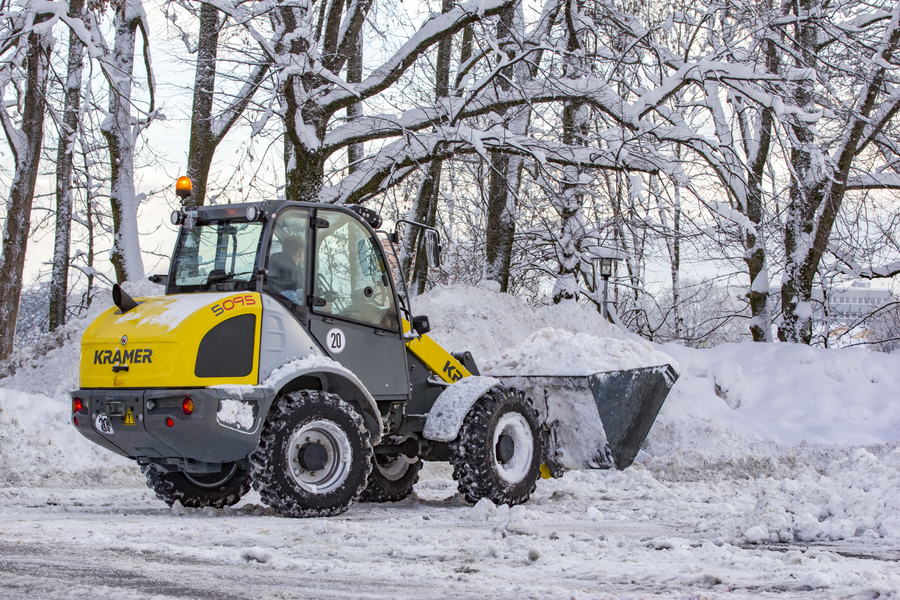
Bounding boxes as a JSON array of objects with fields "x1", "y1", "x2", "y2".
[
  {"x1": 422, "y1": 376, "x2": 501, "y2": 442},
  {"x1": 263, "y1": 356, "x2": 383, "y2": 445}
]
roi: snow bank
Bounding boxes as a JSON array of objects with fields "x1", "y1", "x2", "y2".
[
  {"x1": 658, "y1": 342, "x2": 900, "y2": 446},
  {"x1": 0, "y1": 281, "x2": 158, "y2": 487},
  {"x1": 411, "y1": 285, "x2": 628, "y2": 364},
  {"x1": 737, "y1": 446, "x2": 900, "y2": 544},
  {"x1": 0, "y1": 388, "x2": 140, "y2": 487}
]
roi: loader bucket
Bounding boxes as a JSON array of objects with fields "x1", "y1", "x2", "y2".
[{"x1": 495, "y1": 364, "x2": 678, "y2": 474}]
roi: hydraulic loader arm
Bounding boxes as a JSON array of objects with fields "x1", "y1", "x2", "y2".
[{"x1": 402, "y1": 319, "x2": 471, "y2": 383}]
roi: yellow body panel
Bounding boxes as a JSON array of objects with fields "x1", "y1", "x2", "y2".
[
  {"x1": 80, "y1": 292, "x2": 262, "y2": 389},
  {"x1": 403, "y1": 320, "x2": 471, "y2": 383}
]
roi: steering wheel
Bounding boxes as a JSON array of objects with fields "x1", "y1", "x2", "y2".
[{"x1": 315, "y1": 274, "x2": 340, "y2": 305}]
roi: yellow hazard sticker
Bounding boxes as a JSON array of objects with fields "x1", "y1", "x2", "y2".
[{"x1": 124, "y1": 408, "x2": 136, "y2": 426}]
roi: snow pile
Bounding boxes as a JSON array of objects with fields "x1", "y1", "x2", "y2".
[
  {"x1": 0, "y1": 388, "x2": 140, "y2": 487},
  {"x1": 483, "y1": 327, "x2": 676, "y2": 376},
  {"x1": 412, "y1": 285, "x2": 627, "y2": 363},
  {"x1": 657, "y1": 342, "x2": 900, "y2": 446}
]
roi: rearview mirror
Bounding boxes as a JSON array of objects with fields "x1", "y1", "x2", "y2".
[
  {"x1": 424, "y1": 230, "x2": 441, "y2": 270},
  {"x1": 411, "y1": 315, "x2": 431, "y2": 335}
]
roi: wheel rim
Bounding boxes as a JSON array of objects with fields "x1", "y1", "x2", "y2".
[
  {"x1": 286, "y1": 419, "x2": 353, "y2": 494},
  {"x1": 184, "y1": 462, "x2": 239, "y2": 488},
  {"x1": 492, "y1": 412, "x2": 534, "y2": 484},
  {"x1": 374, "y1": 454, "x2": 416, "y2": 481}
]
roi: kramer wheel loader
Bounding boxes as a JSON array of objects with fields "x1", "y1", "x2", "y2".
[{"x1": 70, "y1": 177, "x2": 678, "y2": 517}]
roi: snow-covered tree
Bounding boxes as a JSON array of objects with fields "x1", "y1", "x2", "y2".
[
  {"x1": 0, "y1": 2, "x2": 55, "y2": 359},
  {"x1": 100, "y1": 0, "x2": 154, "y2": 283},
  {"x1": 165, "y1": 0, "x2": 270, "y2": 207},
  {"x1": 49, "y1": 0, "x2": 95, "y2": 330}
]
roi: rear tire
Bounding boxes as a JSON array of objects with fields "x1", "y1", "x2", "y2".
[
  {"x1": 450, "y1": 386, "x2": 542, "y2": 506},
  {"x1": 359, "y1": 454, "x2": 422, "y2": 502},
  {"x1": 141, "y1": 462, "x2": 250, "y2": 508},
  {"x1": 250, "y1": 390, "x2": 372, "y2": 517}
]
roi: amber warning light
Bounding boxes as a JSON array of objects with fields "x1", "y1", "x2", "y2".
[{"x1": 175, "y1": 176, "x2": 192, "y2": 199}]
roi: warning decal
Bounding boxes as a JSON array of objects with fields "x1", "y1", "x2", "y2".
[{"x1": 124, "y1": 408, "x2": 136, "y2": 426}]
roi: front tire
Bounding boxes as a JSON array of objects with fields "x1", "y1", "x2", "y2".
[
  {"x1": 359, "y1": 453, "x2": 423, "y2": 502},
  {"x1": 141, "y1": 462, "x2": 251, "y2": 508},
  {"x1": 250, "y1": 390, "x2": 372, "y2": 517},
  {"x1": 450, "y1": 386, "x2": 542, "y2": 506}
]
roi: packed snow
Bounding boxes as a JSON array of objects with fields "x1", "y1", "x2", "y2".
[
  {"x1": 483, "y1": 327, "x2": 677, "y2": 375},
  {"x1": 217, "y1": 398, "x2": 256, "y2": 431},
  {"x1": 1, "y1": 284, "x2": 900, "y2": 598}
]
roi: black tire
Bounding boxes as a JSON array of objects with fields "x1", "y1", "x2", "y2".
[
  {"x1": 450, "y1": 386, "x2": 542, "y2": 506},
  {"x1": 359, "y1": 454, "x2": 423, "y2": 502},
  {"x1": 141, "y1": 462, "x2": 251, "y2": 508},
  {"x1": 250, "y1": 390, "x2": 372, "y2": 518}
]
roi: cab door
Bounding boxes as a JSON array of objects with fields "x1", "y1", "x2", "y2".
[{"x1": 308, "y1": 209, "x2": 409, "y2": 400}]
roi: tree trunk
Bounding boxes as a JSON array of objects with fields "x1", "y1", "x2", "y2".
[
  {"x1": 778, "y1": 0, "x2": 819, "y2": 343},
  {"x1": 101, "y1": 0, "x2": 147, "y2": 283},
  {"x1": 185, "y1": 3, "x2": 269, "y2": 207},
  {"x1": 552, "y1": 0, "x2": 588, "y2": 304},
  {"x1": 49, "y1": 0, "x2": 87, "y2": 331},
  {"x1": 483, "y1": 4, "x2": 518, "y2": 292},
  {"x1": 484, "y1": 151, "x2": 515, "y2": 290},
  {"x1": 0, "y1": 21, "x2": 51, "y2": 359},
  {"x1": 346, "y1": 30, "x2": 363, "y2": 175},
  {"x1": 405, "y1": 0, "x2": 453, "y2": 294},
  {"x1": 653, "y1": 172, "x2": 683, "y2": 340},
  {"x1": 184, "y1": 2, "x2": 220, "y2": 208},
  {"x1": 743, "y1": 78, "x2": 774, "y2": 342}
]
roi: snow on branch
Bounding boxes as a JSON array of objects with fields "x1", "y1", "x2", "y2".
[
  {"x1": 318, "y1": 0, "x2": 514, "y2": 112},
  {"x1": 833, "y1": 249, "x2": 900, "y2": 279},
  {"x1": 321, "y1": 121, "x2": 684, "y2": 205},
  {"x1": 845, "y1": 173, "x2": 900, "y2": 189}
]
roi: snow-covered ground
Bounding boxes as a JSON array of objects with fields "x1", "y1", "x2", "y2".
[{"x1": 2, "y1": 284, "x2": 900, "y2": 599}]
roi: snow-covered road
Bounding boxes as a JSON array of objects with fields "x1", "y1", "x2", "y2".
[{"x1": 2, "y1": 459, "x2": 899, "y2": 600}]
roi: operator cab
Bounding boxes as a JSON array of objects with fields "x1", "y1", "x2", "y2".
[
  {"x1": 165, "y1": 201, "x2": 401, "y2": 331},
  {"x1": 164, "y1": 195, "x2": 410, "y2": 401}
]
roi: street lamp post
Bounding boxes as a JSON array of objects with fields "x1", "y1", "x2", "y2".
[{"x1": 599, "y1": 257, "x2": 613, "y2": 321}]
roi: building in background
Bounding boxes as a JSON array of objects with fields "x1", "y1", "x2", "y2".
[
  {"x1": 821, "y1": 282, "x2": 893, "y2": 318},
  {"x1": 811, "y1": 282, "x2": 896, "y2": 346}
]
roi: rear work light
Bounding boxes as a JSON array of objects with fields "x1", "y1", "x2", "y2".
[
  {"x1": 182, "y1": 398, "x2": 194, "y2": 415},
  {"x1": 72, "y1": 398, "x2": 83, "y2": 413}
]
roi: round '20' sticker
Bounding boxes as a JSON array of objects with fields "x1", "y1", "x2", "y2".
[{"x1": 326, "y1": 328, "x2": 346, "y2": 354}]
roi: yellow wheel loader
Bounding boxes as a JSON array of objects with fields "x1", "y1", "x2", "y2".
[{"x1": 70, "y1": 178, "x2": 677, "y2": 517}]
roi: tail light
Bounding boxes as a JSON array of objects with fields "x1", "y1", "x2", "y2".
[
  {"x1": 182, "y1": 398, "x2": 194, "y2": 415},
  {"x1": 72, "y1": 398, "x2": 83, "y2": 413}
]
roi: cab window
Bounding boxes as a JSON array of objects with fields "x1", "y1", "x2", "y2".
[
  {"x1": 264, "y1": 208, "x2": 310, "y2": 306},
  {"x1": 313, "y1": 211, "x2": 399, "y2": 331},
  {"x1": 171, "y1": 220, "x2": 263, "y2": 292}
]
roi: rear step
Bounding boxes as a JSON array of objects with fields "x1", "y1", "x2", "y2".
[{"x1": 495, "y1": 364, "x2": 678, "y2": 474}]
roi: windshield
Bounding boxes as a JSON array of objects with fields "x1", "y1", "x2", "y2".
[{"x1": 170, "y1": 220, "x2": 264, "y2": 293}]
